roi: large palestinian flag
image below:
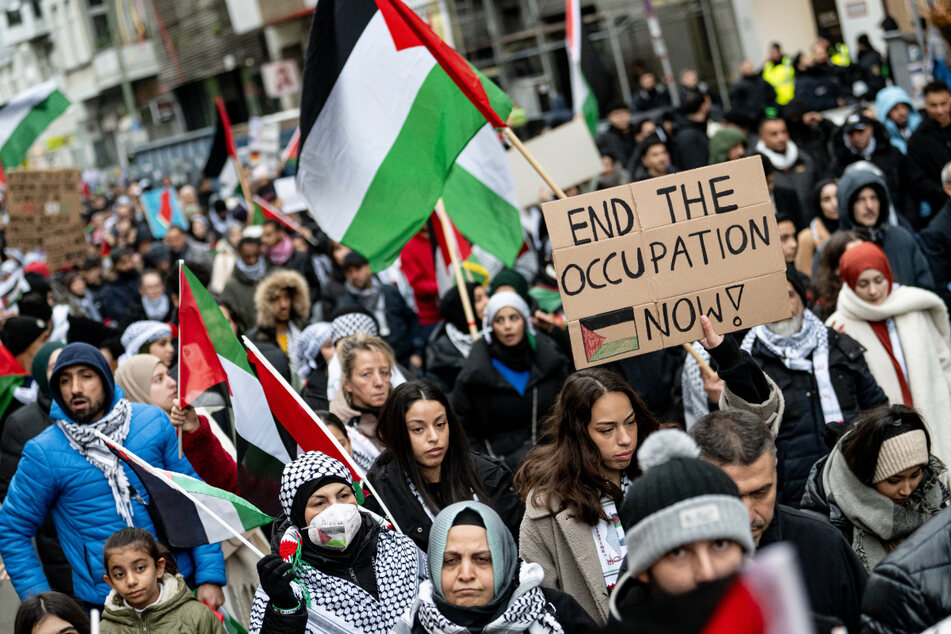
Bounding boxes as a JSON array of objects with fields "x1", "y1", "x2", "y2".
[
  {"x1": 296, "y1": 0, "x2": 516, "y2": 271},
  {"x1": 177, "y1": 263, "x2": 292, "y2": 515}
]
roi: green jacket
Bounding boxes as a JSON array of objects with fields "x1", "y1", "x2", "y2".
[{"x1": 101, "y1": 573, "x2": 226, "y2": 634}]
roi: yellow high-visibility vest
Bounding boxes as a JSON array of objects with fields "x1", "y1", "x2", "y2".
[
  {"x1": 763, "y1": 56, "x2": 795, "y2": 105},
  {"x1": 831, "y1": 42, "x2": 851, "y2": 67}
]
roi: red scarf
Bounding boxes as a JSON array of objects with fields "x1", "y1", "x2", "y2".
[{"x1": 869, "y1": 320, "x2": 914, "y2": 407}]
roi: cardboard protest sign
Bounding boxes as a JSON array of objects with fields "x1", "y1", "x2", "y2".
[
  {"x1": 5, "y1": 168, "x2": 86, "y2": 271},
  {"x1": 507, "y1": 118, "x2": 602, "y2": 208},
  {"x1": 542, "y1": 156, "x2": 790, "y2": 368}
]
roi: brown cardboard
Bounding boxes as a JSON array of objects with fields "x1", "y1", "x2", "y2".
[
  {"x1": 642, "y1": 201, "x2": 786, "y2": 299},
  {"x1": 629, "y1": 156, "x2": 770, "y2": 230},
  {"x1": 551, "y1": 232, "x2": 653, "y2": 317},
  {"x1": 5, "y1": 169, "x2": 85, "y2": 270},
  {"x1": 541, "y1": 183, "x2": 638, "y2": 252}
]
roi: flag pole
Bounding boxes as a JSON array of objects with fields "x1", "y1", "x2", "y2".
[
  {"x1": 240, "y1": 336, "x2": 404, "y2": 533},
  {"x1": 176, "y1": 259, "x2": 184, "y2": 459},
  {"x1": 435, "y1": 200, "x2": 480, "y2": 341},
  {"x1": 501, "y1": 127, "x2": 566, "y2": 199},
  {"x1": 683, "y1": 342, "x2": 716, "y2": 378},
  {"x1": 91, "y1": 429, "x2": 267, "y2": 558}
]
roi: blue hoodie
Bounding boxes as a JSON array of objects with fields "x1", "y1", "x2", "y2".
[
  {"x1": 0, "y1": 342, "x2": 226, "y2": 604},
  {"x1": 875, "y1": 86, "x2": 921, "y2": 154}
]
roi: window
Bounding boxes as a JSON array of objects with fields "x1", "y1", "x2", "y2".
[
  {"x1": 30, "y1": 0, "x2": 41, "y2": 18},
  {"x1": 92, "y1": 13, "x2": 110, "y2": 50},
  {"x1": 6, "y1": 9, "x2": 22, "y2": 26}
]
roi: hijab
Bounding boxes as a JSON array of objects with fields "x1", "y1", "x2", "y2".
[
  {"x1": 439, "y1": 283, "x2": 481, "y2": 332},
  {"x1": 31, "y1": 341, "x2": 65, "y2": 400},
  {"x1": 839, "y1": 241, "x2": 893, "y2": 294},
  {"x1": 427, "y1": 501, "x2": 520, "y2": 628},
  {"x1": 114, "y1": 354, "x2": 163, "y2": 406}
]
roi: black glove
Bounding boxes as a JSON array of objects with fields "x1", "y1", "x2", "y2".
[{"x1": 257, "y1": 554, "x2": 300, "y2": 610}]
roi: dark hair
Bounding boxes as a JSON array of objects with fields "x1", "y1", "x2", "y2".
[
  {"x1": 691, "y1": 410, "x2": 775, "y2": 466},
  {"x1": 839, "y1": 405, "x2": 932, "y2": 485},
  {"x1": 633, "y1": 117, "x2": 655, "y2": 137},
  {"x1": 103, "y1": 527, "x2": 178, "y2": 577},
  {"x1": 681, "y1": 88, "x2": 708, "y2": 115},
  {"x1": 758, "y1": 116, "x2": 787, "y2": 136},
  {"x1": 638, "y1": 133, "x2": 666, "y2": 162},
  {"x1": 755, "y1": 152, "x2": 774, "y2": 177},
  {"x1": 809, "y1": 230, "x2": 862, "y2": 320},
  {"x1": 263, "y1": 218, "x2": 284, "y2": 232},
  {"x1": 15, "y1": 592, "x2": 90, "y2": 634},
  {"x1": 924, "y1": 80, "x2": 950, "y2": 96},
  {"x1": 316, "y1": 410, "x2": 347, "y2": 437},
  {"x1": 515, "y1": 368, "x2": 660, "y2": 525},
  {"x1": 238, "y1": 236, "x2": 262, "y2": 250},
  {"x1": 376, "y1": 381, "x2": 493, "y2": 515},
  {"x1": 811, "y1": 178, "x2": 837, "y2": 221}
]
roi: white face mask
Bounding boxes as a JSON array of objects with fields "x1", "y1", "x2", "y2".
[{"x1": 307, "y1": 503, "x2": 362, "y2": 550}]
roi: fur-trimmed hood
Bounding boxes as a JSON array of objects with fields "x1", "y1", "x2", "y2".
[{"x1": 253, "y1": 268, "x2": 310, "y2": 329}]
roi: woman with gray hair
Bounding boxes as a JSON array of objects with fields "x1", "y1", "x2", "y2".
[{"x1": 392, "y1": 501, "x2": 594, "y2": 633}]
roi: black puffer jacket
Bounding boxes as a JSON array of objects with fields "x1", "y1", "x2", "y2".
[
  {"x1": 746, "y1": 329, "x2": 888, "y2": 505},
  {"x1": 907, "y1": 116, "x2": 951, "y2": 214},
  {"x1": 860, "y1": 505, "x2": 951, "y2": 633},
  {"x1": 451, "y1": 334, "x2": 569, "y2": 469},
  {"x1": 424, "y1": 323, "x2": 467, "y2": 394},
  {"x1": 759, "y1": 504, "x2": 867, "y2": 633},
  {"x1": 366, "y1": 451, "x2": 524, "y2": 551}
]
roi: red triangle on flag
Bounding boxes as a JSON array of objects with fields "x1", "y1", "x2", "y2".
[
  {"x1": 374, "y1": 0, "x2": 507, "y2": 128},
  {"x1": 159, "y1": 188, "x2": 173, "y2": 226},
  {"x1": 178, "y1": 265, "x2": 229, "y2": 406},
  {"x1": 580, "y1": 323, "x2": 606, "y2": 361}
]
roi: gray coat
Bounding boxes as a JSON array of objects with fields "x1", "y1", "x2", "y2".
[{"x1": 519, "y1": 495, "x2": 613, "y2": 625}]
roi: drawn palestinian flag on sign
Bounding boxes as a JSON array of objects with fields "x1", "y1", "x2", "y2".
[{"x1": 580, "y1": 307, "x2": 639, "y2": 362}]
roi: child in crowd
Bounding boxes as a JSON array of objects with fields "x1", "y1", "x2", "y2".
[{"x1": 100, "y1": 527, "x2": 225, "y2": 633}]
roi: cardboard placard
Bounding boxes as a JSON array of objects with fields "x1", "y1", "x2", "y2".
[
  {"x1": 507, "y1": 118, "x2": 603, "y2": 208},
  {"x1": 542, "y1": 156, "x2": 790, "y2": 368},
  {"x1": 5, "y1": 169, "x2": 86, "y2": 271}
]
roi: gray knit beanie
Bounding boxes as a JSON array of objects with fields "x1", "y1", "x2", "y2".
[
  {"x1": 427, "y1": 501, "x2": 518, "y2": 600},
  {"x1": 620, "y1": 429, "x2": 754, "y2": 576}
]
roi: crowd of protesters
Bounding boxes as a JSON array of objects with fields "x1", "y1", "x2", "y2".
[{"x1": 4, "y1": 26, "x2": 951, "y2": 634}]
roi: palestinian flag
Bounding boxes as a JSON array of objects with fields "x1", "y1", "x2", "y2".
[
  {"x1": 203, "y1": 97, "x2": 242, "y2": 193},
  {"x1": 141, "y1": 187, "x2": 187, "y2": 238},
  {"x1": 281, "y1": 126, "x2": 300, "y2": 172},
  {"x1": 0, "y1": 345, "x2": 26, "y2": 421},
  {"x1": 178, "y1": 263, "x2": 292, "y2": 515},
  {"x1": 580, "y1": 307, "x2": 640, "y2": 363},
  {"x1": 0, "y1": 81, "x2": 70, "y2": 170},
  {"x1": 296, "y1": 0, "x2": 513, "y2": 271},
  {"x1": 244, "y1": 337, "x2": 398, "y2": 526},
  {"x1": 566, "y1": 0, "x2": 597, "y2": 136},
  {"x1": 249, "y1": 196, "x2": 304, "y2": 234},
  {"x1": 97, "y1": 431, "x2": 271, "y2": 548},
  {"x1": 442, "y1": 124, "x2": 523, "y2": 267}
]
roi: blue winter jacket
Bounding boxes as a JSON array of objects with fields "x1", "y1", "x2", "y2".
[
  {"x1": 875, "y1": 86, "x2": 921, "y2": 155},
  {"x1": 0, "y1": 385, "x2": 226, "y2": 604}
]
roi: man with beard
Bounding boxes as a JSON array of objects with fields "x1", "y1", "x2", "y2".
[
  {"x1": 222, "y1": 236, "x2": 271, "y2": 332},
  {"x1": 690, "y1": 410, "x2": 867, "y2": 632},
  {"x1": 0, "y1": 343, "x2": 226, "y2": 610},
  {"x1": 756, "y1": 117, "x2": 820, "y2": 226},
  {"x1": 737, "y1": 266, "x2": 887, "y2": 505}
]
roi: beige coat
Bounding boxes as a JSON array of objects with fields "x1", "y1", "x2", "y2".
[
  {"x1": 519, "y1": 494, "x2": 612, "y2": 625},
  {"x1": 827, "y1": 284, "x2": 951, "y2": 465}
]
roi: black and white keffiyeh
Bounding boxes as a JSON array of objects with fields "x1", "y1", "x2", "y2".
[
  {"x1": 391, "y1": 562, "x2": 565, "y2": 634},
  {"x1": 55, "y1": 398, "x2": 135, "y2": 526},
  {"x1": 252, "y1": 451, "x2": 426, "y2": 634},
  {"x1": 293, "y1": 322, "x2": 333, "y2": 381},
  {"x1": 741, "y1": 309, "x2": 844, "y2": 424},
  {"x1": 331, "y1": 312, "x2": 379, "y2": 344}
]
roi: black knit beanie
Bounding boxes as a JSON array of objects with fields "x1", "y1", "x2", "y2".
[{"x1": 2, "y1": 317, "x2": 48, "y2": 356}]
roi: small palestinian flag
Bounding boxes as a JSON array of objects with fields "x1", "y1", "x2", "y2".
[
  {"x1": 0, "y1": 345, "x2": 26, "y2": 421},
  {"x1": 249, "y1": 196, "x2": 304, "y2": 234},
  {"x1": 96, "y1": 431, "x2": 272, "y2": 549},
  {"x1": 580, "y1": 307, "x2": 639, "y2": 362}
]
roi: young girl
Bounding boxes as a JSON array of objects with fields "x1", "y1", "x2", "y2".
[{"x1": 101, "y1": 528, "x2": 225, "y2": 633}]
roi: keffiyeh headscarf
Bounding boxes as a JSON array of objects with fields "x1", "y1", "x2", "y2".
[
  {"x1": 249, "y1": 451, "x2": 426, "y2": 634},
  {"x1": 120, "y1": 320, "x2": 172, "y2": 364},
  {"x1": 293, "y1": 322, "x2": 333, "y2": 381},
  {"x1": 331, "y1": 312, "x2": 379, "y2": 344}
]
